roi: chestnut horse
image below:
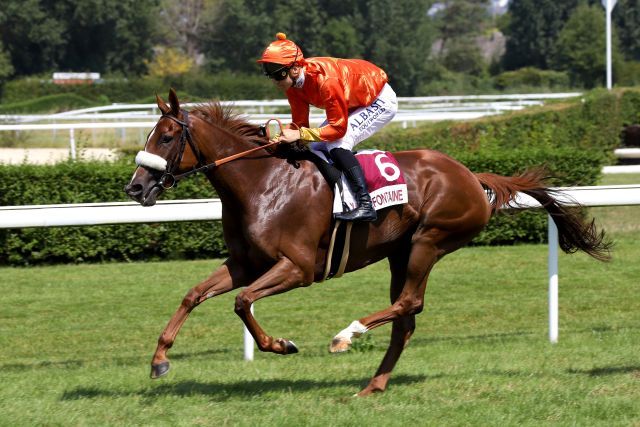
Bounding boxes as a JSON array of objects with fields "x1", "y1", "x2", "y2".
[{"x1": 125, "y1": 89, "x2": 610, "y2": 396}]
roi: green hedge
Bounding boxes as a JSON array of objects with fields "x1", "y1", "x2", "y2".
[
  {"x1": 0, "y1": 93, "x2": 97, "y2": 114},
  {"x1": 1, "y1": 89, "x2": 638, "y2": 265},
  {"x1": 1, "y1": 72, "x2": 280, "y2": 108},
  {"x1": 365, "y1": 90, "x2": 622, "y2": 157},
  {"x1": 0, "y1": 161, "x2": 224, "y2": 265},
  {"x1": 493, "y1": 67, "x2": 570, "y2": 91}
]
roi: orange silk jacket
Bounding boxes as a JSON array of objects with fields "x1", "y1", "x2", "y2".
[{"x1": 286, "y1": 57, "x2": 388, "y2": 141}]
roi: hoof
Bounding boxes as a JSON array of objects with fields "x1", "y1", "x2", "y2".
[
  {"x1": 150, "y1": 361, "x2": 170, "y2": 379},
  {"x1": 356, "y1": 387, "x2": 383, "y2": 397},
  {"x1": 276, "y1": 338, "x2": 299, "y2": 354},
  {"x1": 285, "y1": 340, "x2": 299, "y2": 354},
  {"x1": 329, "y1": 337, "x2": 351, "y2": 353}
]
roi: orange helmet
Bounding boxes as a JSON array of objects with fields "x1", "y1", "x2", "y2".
[{"x1": 257, "y1": 33, "x2": 304, "y2": 66}]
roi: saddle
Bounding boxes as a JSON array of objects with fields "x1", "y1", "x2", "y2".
[
  {"x1": 278, "y1": 145, "x2": 408, "y2": 281},
  {"x1": 278, "y1": 145, "x2": 407, "y2": 214}
]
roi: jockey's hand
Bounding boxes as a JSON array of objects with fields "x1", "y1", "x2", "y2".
[{"x1": 273, "y1": 128, "x2": 301, "y2": 144}]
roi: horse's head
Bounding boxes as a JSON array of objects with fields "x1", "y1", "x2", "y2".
[{"x1": 125, "y1": 89, "x2": 200, "y2": 206}]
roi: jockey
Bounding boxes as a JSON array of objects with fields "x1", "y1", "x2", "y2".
[{"x1": 258, "y1": 33, "x2": 398, "y2": 222}]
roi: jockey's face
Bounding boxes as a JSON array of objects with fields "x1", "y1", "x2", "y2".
[{"x1": 271, "y1": 65, "x2": 301, "y2": 92}]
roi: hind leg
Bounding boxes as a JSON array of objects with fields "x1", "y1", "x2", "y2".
[
  {"x1": 330, "y1": 231, "x2": 441, "y2": 353},
  {"x1": 334, "y1": 224, "x2": 486, "y2": 395},
  {"x1": 330, "y1": 228, "x2": 446, "y2": 396},
  {"x1": 360, "y1": 249, "x2": 416, "y2": 396}
]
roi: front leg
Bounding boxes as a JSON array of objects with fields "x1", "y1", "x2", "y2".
[
  {"x1": 150, "y1": 259, "x2": 247, "y2": 378},
  {"x1": 234, "y1": 256, "x2": 306, "y2": 354}
]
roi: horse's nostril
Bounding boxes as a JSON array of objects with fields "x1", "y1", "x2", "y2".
[{"x1": 124, "y1": 183, "x2": 143, "y2": 197}]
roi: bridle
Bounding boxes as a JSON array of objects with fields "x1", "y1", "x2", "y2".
[
  {"x1": 154, "y1": 110, "x2": 201, "y2": 189},
  {"x1": 137, "y1": 111, "x2": 287, "y2": 190}
]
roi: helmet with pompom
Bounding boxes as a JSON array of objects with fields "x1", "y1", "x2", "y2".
[{"x1": 257, "y1": 33, "x2": 304, "y2": 66}]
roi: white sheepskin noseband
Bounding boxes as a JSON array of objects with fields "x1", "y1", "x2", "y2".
[{"x1": 135, "y1": 151, "x2": 167, "y2": 171}]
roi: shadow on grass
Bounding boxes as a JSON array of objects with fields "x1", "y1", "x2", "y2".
[
  {"x1": 60, "y1": 374, "x2": 430, "y2": 402},
  {"x1": 1, "y1": 348, "x2": 236, "y2": 373},
  {"x1": 567, "y1": 365, "x2": 640, "y2": 377},
  {"x1": 2, "y1": 359, "x2": 85, "y2": 372}
]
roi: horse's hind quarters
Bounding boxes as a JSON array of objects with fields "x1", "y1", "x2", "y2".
[{"x1": 150, "y1": 361, "x2": 170, "y2": 379}]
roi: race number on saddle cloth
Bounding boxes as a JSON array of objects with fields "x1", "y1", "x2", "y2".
[
  {"x1": 311, "y1": 149, "x2": 408, "y2": 214},
  {"x1": 355, "y1": 150, "x2": 407, "y2": 211}
]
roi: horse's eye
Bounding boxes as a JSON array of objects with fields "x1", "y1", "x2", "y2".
[{"x1": 159, "y1": 134, "x2": 173, "y2": 144}]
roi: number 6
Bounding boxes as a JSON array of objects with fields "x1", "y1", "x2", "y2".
[{"x1": 375, "y1": 153, "x2": 401, "y2": 181}]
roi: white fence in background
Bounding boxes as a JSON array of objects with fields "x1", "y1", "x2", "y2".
[
  {"x1": 0, "y1": 93, "x2": 583, "y2": 160},
  {"x1": 614, "y1": 148, "x2": 640, "y2": 158},
  {"x1": 1, "y1": 184, "x2": 639, "y2": 357},
  {"x1": 1, "y1": 92, "x2": 582, "y2": 122},
  {"x1": 604, "y1": 149, "x2": 640, "y2": 174},
  {"x1": 0, "y1": 113, "x2": 495, "y2": 161}
]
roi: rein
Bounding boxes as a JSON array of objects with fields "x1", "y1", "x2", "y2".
[{"x1": 153, "y1": 113, "x2": 288, "y2": 189}]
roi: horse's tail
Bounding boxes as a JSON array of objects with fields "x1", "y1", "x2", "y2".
[{"x1": 475, "y1": 169, "x2": 612, "y2": 261}]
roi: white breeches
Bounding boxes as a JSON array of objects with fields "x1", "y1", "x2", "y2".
[{"x1": 311, "y1": 83, "x2": 398, "y2": 153}]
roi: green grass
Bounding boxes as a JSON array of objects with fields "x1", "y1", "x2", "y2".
[
  {"x1": 0, "y1": 174, "x2": 638, "y2": 426},
  {"x1": 1, "y1": 229, "x2": 639, "y2": 425},
  {"x1": 591, "y1": 173, "x2": 640, "y2": 235}
]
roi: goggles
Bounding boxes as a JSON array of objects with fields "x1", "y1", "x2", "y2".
[{"x1": 262, "y1": 63, "x2": 290, "y2": 81}]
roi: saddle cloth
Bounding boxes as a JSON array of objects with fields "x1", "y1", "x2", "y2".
[{"x1": 311, "y1": 148, "x2": 408, "y2": 214}]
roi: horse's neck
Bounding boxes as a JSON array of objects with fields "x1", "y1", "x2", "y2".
[{"x1": 192, "y1": 121, "x2": 281, "y2": 206}]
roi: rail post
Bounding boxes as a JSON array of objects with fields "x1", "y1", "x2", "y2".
[
  {"x1": 548, "y1": 215, "x2": 559, "y2": 343},
  {"x1": 244, "y1": 305, "x2": 254, "y2": 361}
]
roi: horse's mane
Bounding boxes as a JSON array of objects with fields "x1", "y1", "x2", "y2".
[
  {"x1": 191, "y1": 101, "x2": 322, "y2": 170},
  {"x1": 191, "y1": 101, "x2": 265, "y2": 145}
]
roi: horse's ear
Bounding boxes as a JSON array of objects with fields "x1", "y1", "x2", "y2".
[
  {"x1": 168, "y1": 88, "x2": 180, "y2": 116},
  {"x1": 156, "y1": 93, "x2": 170, "y2": 115}
]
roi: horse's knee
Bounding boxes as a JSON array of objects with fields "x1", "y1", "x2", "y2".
[
  {"x1": 181, "y1": 288, "x2": 200, "y2": 310},
  {"x1": 234, "y1": 291, "x2": 252, "y2": 315},
  {"x1": 412, "y1": 303, "x2": 424, "y2": 315},
  {"x1": 394, "y1": 298, "x2": 423, "y2": 316}
]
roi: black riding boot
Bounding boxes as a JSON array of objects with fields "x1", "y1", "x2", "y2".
[{"x1": 334, "y1": 165, "x2": 377, "y2": 222}]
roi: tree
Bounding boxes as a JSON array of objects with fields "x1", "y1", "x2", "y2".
[
  {"x1": 552, "y1": 4, "x2": 623, "y2": 88},
  {"x1": 198, "y1": 0, "x2": 435, "y2": 95},
  {"x1": 0, "y1": 1, "x2": 68, "y2": 76},
  {"x1": 199, "y1": 0, "x2": 273, "y2": 72},
  {"x1": 502, "y1": 0, "x2": 580, "y2": 70},
  {"x1": 158, "y1": 0, "x2": 222, "y2": 65},
  {"x1": 360, "y1": 0, "x2": 435, "y2": 95},
  {"x1": 0, "y1": 0, "x2": 160, "y2": 77},
  {"x1": 0, "y1": 41, "x2": 14, "y2": 83},
  {"x1": 146, "y1": 48, "x2": 195, "y2": 77},
  {"x1": 613, "y1": 0, "x2": 640, "y2": 61},
  {"x1": 322, "y1": 17, "x2": 362, "y2": 59},
  {"x1": 59, "y1": 0, "x2": 160, "y2": 75},
  {"x1": 434, "y1": 0, "x2": 489, "y2": 56},
  {"x1": 432, "y1": 0, "x2": 490, "y2": 75}
]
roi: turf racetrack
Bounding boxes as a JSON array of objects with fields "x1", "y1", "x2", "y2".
[{"x1": 1, "y1": 226, "x2": 638, "y2": 425}]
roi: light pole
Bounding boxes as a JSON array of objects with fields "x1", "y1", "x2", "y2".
[{"x1": 602, "y1": 0, "x2": 618, "y2": 90}]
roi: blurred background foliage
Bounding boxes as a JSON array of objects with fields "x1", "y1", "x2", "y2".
[{"x1": 1, "y1": 0, "x2": 639, "y2": 105}]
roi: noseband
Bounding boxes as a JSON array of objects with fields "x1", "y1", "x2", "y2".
[{"x1": 135, "y1": 113, "x2": 286, "y2": 189}]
